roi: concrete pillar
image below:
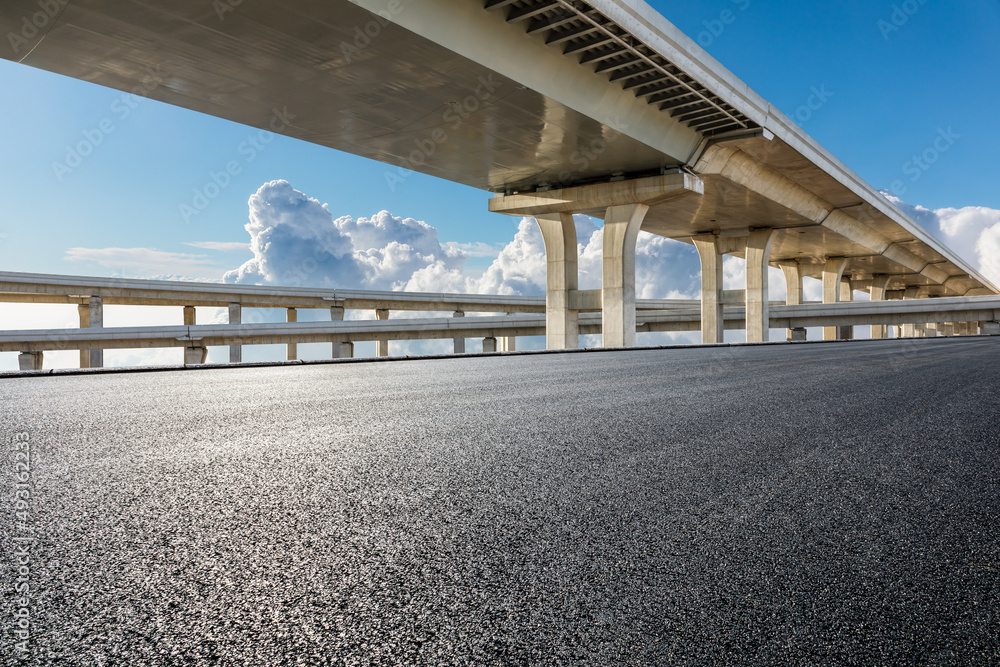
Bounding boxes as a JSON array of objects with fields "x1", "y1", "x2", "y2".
[
  {"x1": 983, "y1": 321, "x2": 1000, "y2": 336},
  {"x1": 330, "y1": 302, "x2": 345, "y2": 358},
  {"x1": 88, "y1": 296, "x2": 104, "y2": 368},
  {"x1": 870, "y1": 276, "x2": 890, "y2": 339},
  {"x1": 535, "y1": 213, "x2": 579, "y2": 350},
  {"x1": 286, "y1": 308, "x2": 298, "y2": 361},
  {"x1": 602, "y1": 203, "x2": 648, "y2": 348},
  {"x1": 453, "y1": 311, "x2": 465, "y2": 354},
  {"x1": 334, "y1": 342, "x2": 354, "y2": 358},
  {"x1": 745, "y1": 229, "x2": 777, "y2": 343},
  {"x1": 18, "y1": 352, "x2": 43, "y2": 371},
  {"x1": 780, "y1": 263, "x2": 807, "y2": 343},
  {"x1": 781, "y1": 262, "x2": 804, "y2": 306},
  {"x1": 838, "y1": 277, "x2": 854, "y2": 340},
  {"x1": 483, "y1": 337, "x2": 497, "y2": 353},
  {"x1": 77, "y1": 304, "x2": 90, "y2": 369},
  {"x1": 184, "y1": 307, "x2": 204, "y2": 365},
  {"x1": 501, "y1": 313, "x2": 516, "y2": 352},
  {"x1": 693, "y1": 235, "x2": 724, "y2": 344},
  {"x1": 901, "y1": 287, "x2": 919, "y2": 337},
  {"x1": 779, "y1": 261, "x2": 801, "y2": 340},
  {"x1": 939, "y1": 322, "x2": 955, "y2": 337},
  {"x1": 184, "y1": 346, "x2": 207, "y2": 365},
  {"x1": 228, "y1": 303, "x2": 242, "y2": 363},
  {"x1": 375, "y1": 309, "x2": 389, "y2": 357},
  {"x1": 822, "y1": 258, "x2": 849, "y2": 340}
]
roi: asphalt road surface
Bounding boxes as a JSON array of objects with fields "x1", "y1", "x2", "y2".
[{"x1": 2, "y1": 337, "x2": 999, "y2": 665}]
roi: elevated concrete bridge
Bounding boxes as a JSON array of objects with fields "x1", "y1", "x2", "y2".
[{"x1": 2, "y1": 0, "x2": 996, "y2": 354}]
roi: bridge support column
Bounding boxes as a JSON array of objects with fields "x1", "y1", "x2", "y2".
[
  {"x1": 983, "y1": 321, "x2": 1000, "y2": 336},
  {"x1": 602, "y1": 203, "x2": 649, "y2": 348},
  {"x1": 286, "y1": 308, "x2": 297, "y2": 361},
  {"x1": 184, "y1": 306, "x2": 196, "y2": 326},
  {"x1": 746, "y1": 229, "x2": 777, "y2": 343},
  {"x1": 228, "y1": 303, "x2": 242, "y2": 363},
  {"x1": 88, "y1": 296, "x2": 104, "y2": 368},
  {"x1": 375, "y1": 309, "x2": 390, "y2": 357},
  {"x1": 901, "y1": 287, "x2": 918, "y2": 337},
  {"x1": 18, "y1": 352, "x2": 43, "y2": 371},
  {"x1": 501, "y1": 313, "x2": 516, "y2": 351},
  {"x1": 780, "y1": 261, "x2": 806, "y2": 341},
  {"x1": 453, "y1": 311, "x2": 465, "y2": 354},
  {"x1": 77, "y1": 304, "x2": 90, "y2": 368},
  {"x1": 330, "y1": 302, "x2": 345, "y2": 358},
  {"x1": 489, "y1": 174, "x2": 703, "y2": 350},
  {"x1": 822, "y1": 258, "x2": 849, "y2": 340},
  {"x1": 535, "y1": 213, "x2": 579, "y2": 350},
  {"x1": 838, "y1": 277, "x2": 854, "y2": 340},
  {"x1": 870, "y1": 276, "x2": 890, "y2": 339},
  {"x1": 483, "y1": 337, "x2": 497, "y2": 353},
  {"x1": 694, "y1": 235, "x2": 724, "y2": 344},
  {"x1": 335, "y1": 342, "x2": 354, "y2": 358},
  {"x1": 184, "y1": 346, "x2": 207, "y2": 365}
]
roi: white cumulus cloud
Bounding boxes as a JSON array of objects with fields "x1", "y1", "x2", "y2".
[{"x1": 883, "y1": 192, "x2": 1000, "y2": 287}]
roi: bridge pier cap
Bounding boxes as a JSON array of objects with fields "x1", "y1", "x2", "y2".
[{"x1": 490, "y1": 173, "x2": 703, "y2": 350}]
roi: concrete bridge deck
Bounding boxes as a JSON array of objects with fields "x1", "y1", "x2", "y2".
[{"x1": 3, "y1": 339, "x2": 998, "y2": 663}]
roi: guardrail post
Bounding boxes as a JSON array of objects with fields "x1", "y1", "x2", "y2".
[
  {"x1": 286, "y1": 308, "x2": 297, "y2": 360},
  {"x1": 453, "y1": 311, "x2": 465, "y2": 354},
  {"x1": 18, "y1": 351, "x2": 43, "y2": 371},
  {"x1": 375, "y1": 309, "x2": 389, "y2": 357},
  {"x1": 228, "y1": 303, "x2": 242, "y2": 363},
  {"x1": 88, "y1": 296, "x2": 104, "y2": 368}
]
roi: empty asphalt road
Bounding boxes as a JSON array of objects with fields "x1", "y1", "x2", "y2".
[{"x1": 2, "y1": 337, "x2": 999, "y2": 665}]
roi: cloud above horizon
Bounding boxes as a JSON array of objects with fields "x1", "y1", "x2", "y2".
[
  {"x1": 224, "y1": 180, "x2": 702, "y2": 300},
  {"x1": 883, "y1": 192, "x2": 1000, "y2": 287}
]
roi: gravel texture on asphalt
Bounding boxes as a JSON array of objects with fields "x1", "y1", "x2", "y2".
[{"x1": 2, "y1": 337, "x2": 999, "y2": 666}]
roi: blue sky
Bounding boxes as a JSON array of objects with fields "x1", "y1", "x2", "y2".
[{"x1": 1, "y1": 1, "x2": 998, "y2": 281}]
